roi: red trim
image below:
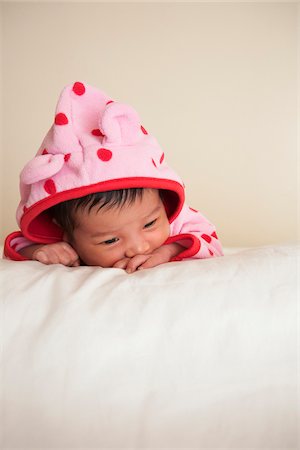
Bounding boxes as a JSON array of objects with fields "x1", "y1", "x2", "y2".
[
  {"x1": 4, "y1": 231, "x2": 29, "y2": 261},
  {"x1": 20, "y1": 177, "x2": 185, "y2": 243},
  {"x1": 164, "y1": 233, "x2": 201, "y2": 261}
]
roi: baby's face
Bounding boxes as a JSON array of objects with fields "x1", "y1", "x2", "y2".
[{"x1": 70, "y1": 189, "x2": 170, "y2": 267}]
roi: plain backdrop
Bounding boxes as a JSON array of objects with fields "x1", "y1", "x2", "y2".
[{"x1": 0, "y1": 1, "x2": 298, "y2": 247}]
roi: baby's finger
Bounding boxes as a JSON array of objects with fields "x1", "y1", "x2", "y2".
[
  {"x1": 113, "y1": 258, "x2": 130, "y2": 270},
  {"x1": 58, "y1": 253, "x2": 77, "y2": 266},
  {"x1": 59, "y1": 244, "x2": 80, "y2": 266},
  {"x1": 126, "y1": 254, "x2": 152, "y2": 273},
  {"x1": 137, "y1": 254, "x2": 164, "y2": 270},
  {"x1": 70, "y1": 259, "x2": 81, "y2": 267},
  {"x1": 33, "y1": 249, "x2": 50, "y2": 264}
]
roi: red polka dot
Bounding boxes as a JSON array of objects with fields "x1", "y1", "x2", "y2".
[
  {"x1": 72, "y1": 82, "x2": 85, "y2": 96},
  {"x1": 201, "y1": 234, "x2": 212, "y2": 243},
  {"x1": 106, "y1": 100, "x2": 114, "y2": 105},
  {"x1": 141, "y1": 125, "x2": 148, "y2": 135},
  {"x1": 211, "y1": 231, "x2": 218, "y2": 239},
  {"x1": 209, "y1": 249, "x2": 213, "y2": 256},
  {"x1": 160, "y1": 153, "x2": 165, "y2": 164},
  {"x1": 44, "y1": 179, "x2": 57, "y2": 195},
  {"x1": 97, "y1": 148, "x2": 112, "y2": 161},
  {"x1": 152, "y1": 159, "x2": 157, "y2": 168},
  {"x1": 55, "y1": 113, "x2": 68, "y2": 125},
  {"x1": 189, "y1": 207, "x2": 198, "y2": 213},
  {"x1": 42, "y1": 149, "x2": 48, "y2": 155},
  {"x1": 64, "y1": 153, "x2": 71, "y2": 162},
  {"x1": 92, "y1": 128, "x2": 104, "y2": 137}
]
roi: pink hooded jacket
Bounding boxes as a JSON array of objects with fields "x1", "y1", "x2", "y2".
[{"x1": 4, "y1": 82, "x2": 223, "y2": 263}]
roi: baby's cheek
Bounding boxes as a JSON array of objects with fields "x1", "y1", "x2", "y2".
[
  {"x1": 72, "y1": 238, "x2": 134, "y2": 268},
  {"x1": 84, "y1": 247, "x2": 124, "y2": 268},
  {"x1": 71, "y1": 242, "x2": 102, "y2": 267},
  {"x1": 160, "y1": 222, "x2": 171, "y2": 244},
  {"x1": 102, "y1": 247, "x2": 126, "y2": 268}
]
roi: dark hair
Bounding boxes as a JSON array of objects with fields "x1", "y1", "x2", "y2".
[{"x1": 49, "y1": 188, "x2": 145, "y2": 240}]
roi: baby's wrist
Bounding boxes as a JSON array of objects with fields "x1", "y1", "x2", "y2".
[
  {"x1": 162, "y1": 242, "x2": 184, "y2": 260},
  {"x1": 19, "y1": 244, "x2": 45, "y2": 260}
]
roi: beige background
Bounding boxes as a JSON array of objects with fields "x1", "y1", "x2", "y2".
[{"x1": 1, "y1": 1, "x2": 298, "y2": 247}]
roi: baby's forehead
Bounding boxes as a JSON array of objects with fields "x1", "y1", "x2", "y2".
[
  {"x1": 73, "y1": 189, "x2": 163, "y2": 229},
  {"x1": 77, "y1": 188, "x2": 160, "y2": 214}
]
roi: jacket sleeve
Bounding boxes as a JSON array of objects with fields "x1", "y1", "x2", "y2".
[
  {"x1": 165, "y1": 204, "x2": 223, "y2": 261},
  {"x1": 3, "y1": 231, "x2": 35, "y2": 261}
]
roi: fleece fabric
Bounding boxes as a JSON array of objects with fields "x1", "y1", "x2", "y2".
[{"x1": 4, "y1": 82, "x2": 222, "y2": 262}]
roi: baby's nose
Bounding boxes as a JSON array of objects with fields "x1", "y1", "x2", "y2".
[{"x1": 125, "y1": 239, "x2": 150, "y2": 258}]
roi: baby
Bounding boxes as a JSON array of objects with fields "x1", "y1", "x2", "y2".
[{"x1": 4, "y1": 82, "x2": 223, "y2": 272}]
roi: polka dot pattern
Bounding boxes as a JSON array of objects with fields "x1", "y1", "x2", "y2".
[
  {"x1": 152, "y1": 154, "x2": 165, "y2": 168},
  {"x1": 97, "y1": 148, "x2": 112, "y2": 162},
  {"x1": 72, "y1": 82, "x2": 85, "y2": 96},
  {"x1": 92, "y1": 128, "x2": 104, "y2": 137},
  {"x1": 201, "y1": 234, "x2": 212, "y2": 243},
  {"x1": 211, "y1": 231, "x2": 218, "y2": 239},
  {"x1": 44, "y1": 179, "x2": 57, "y2": 195},
  {"x1": 19, "y1": 83, "x2": 205, "y2": 255},
  {"x1": 55, "y1": 113, "x2": 68, "y2": 125}
]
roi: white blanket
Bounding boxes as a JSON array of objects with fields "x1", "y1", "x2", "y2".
[{"x1": 1, "y1": 245, "x2": 298, "y2": 448}]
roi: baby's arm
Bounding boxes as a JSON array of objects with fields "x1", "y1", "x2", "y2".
[
  {"x1": 167, "y1": 203, "x2": 223, "y2": 260},
  {"x1": 4, "y1": 231, "x2": 80, "y2": 266},
  {"x1": 19, "y1": 242, "x2": 80, "y2": 266}
]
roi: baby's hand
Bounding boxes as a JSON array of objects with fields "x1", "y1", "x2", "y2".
[
  {"x1": 113, "y1": 243, "x2": 183, "y2": 273},
  {"x1": 113, "y1": 254, "x2": 153, "y2": 273},
  {"x1": 29, "y1": 242, "x2": 80, "y2": 266}
]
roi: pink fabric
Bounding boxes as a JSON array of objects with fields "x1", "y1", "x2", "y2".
[
  {"x1": 17, "y1": 82, "x2": 184, "y2": 243},
  {"x1": 168, "y1": 204, "x2": 223, "y2": 259},
  {"x1": 4, "y1": 81, "x2": 223, "y2": 262}
]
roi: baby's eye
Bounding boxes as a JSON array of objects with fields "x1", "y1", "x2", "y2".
[
  {"x1": 144, "y1": 219, "x2": 157, "y2": 229},
  {"x1": 102, "y1": 237, "x2": 119, "y2": 245}
]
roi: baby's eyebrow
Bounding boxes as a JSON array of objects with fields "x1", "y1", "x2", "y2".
[
  {"x1": 144, "y1": 204, "x2": 161, "y2": 218},
  {"x1": 90, "y1": 231, "x2": 112, "y2": 238},
  {"x1": 90, "y1": 203, "x2": 162, "y2": 238}
]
